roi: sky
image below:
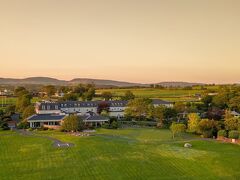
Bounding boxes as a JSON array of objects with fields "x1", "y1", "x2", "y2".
[{"x1": 0, "y1": 0, "x2": 240, "y2": 84}]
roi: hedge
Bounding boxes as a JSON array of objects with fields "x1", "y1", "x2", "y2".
[
  {"x1": 228, "y1": 130, "x2": 239, "y2": 139},
  {"x1": 217, "y1": 130, "x2": 227, "y2": 137}
]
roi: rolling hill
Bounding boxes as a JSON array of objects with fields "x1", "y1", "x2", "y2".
[{"x1": 0, "y1": 77, "x2": 205, "y2": 87}]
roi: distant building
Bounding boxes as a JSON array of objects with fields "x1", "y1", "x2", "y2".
[{"x1": 231, "y1": 111, "x2": 240, "y2": 118}]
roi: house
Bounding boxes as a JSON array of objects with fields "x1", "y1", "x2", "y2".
[
  {"x1": 27, "y1": 114, "x2": 65, "y2": 129},
  {"x1": 231, "y1": 111, "x2": 240, "y2": 118},
  {"x1": 27, "y1": 113, "x2": 109, "y2": 129},
  {"x1": 28, "y1": 99, "x2": 173, "y2": 129},
  {"x1": 152, "y1": 99, "x2": 173, "y2": 108}
]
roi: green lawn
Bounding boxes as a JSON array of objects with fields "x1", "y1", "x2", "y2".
[
  {"x1": 0, "y1": 128, "x2": 239, "y2": 179},
  {"x1": 96, "y1": 88, "x2": 204, "y2": 102}
]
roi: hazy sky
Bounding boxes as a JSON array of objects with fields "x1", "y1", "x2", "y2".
[{"x1": 0, "y1": 0, "x2": 240, "y2": 83}]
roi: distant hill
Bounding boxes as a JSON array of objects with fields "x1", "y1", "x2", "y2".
[
  {"x1": 156, "y1": 82, "x2": 204, "y2": 87},
  {"x1": 0, "y1": 77, "x2": 205, "y2": 87},
  {"x1": 69, "y1": 78, "x2": 144, "y2": 87},
  {"x1": 0, "y1": 77, "x2": 144, "y2": 87},
  {"x1": 0, "y1": 77, "x2": 66, "y2": 85}
]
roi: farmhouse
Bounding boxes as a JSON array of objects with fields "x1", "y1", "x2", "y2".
[{"x1": 28, "y1": 99, "x2": 173, "y2": 129}]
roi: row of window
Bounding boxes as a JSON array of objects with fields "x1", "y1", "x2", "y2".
[{"x1": 41, "y1": 105, "x2": 126, "y2": 111}]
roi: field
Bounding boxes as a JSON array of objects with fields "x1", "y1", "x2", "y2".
[
  {"x1": 96, "y1": 88, "x2": 206, "y2": 102},
  {"x1": 0, "y1": 97, "x2": 40, "y2": 111},
  {"x1": 0, "y1": 128, "x2": 239, "y2": 179}
]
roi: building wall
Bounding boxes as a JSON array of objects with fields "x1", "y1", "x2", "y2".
[{"x1": 36, "y1": 109, "x2": 61, "y2": 114}]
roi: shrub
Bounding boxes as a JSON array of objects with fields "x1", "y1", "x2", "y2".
[
  {"x1": 111, "y1": 121, "x2": 118, "y2": 129},
  {"x1": 170, "y1": 123, "x2": 186, "y2": 139},
  {"x1": 228, "y1": 130, "x2": 239, "y2": 139},
  {"x1": 217, "y1": 130, "x2": 227, "y2": 137},
  {"x1": 17, "y1": 120, "x2": 29, "y2": 129},
  {"x1": 39, "y1": 125, "x2": 48, "y2": 131},
  {"x1": 101, "y1": 123, "x2": 110, "y2": 129}
]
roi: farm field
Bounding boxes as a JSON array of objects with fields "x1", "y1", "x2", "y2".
[
  {"x1": 0, "y1": 128, "x2": 239, "y2": 180},
  {"x1": 96, "y1": 88, "x2": 206, "y2": 101}
]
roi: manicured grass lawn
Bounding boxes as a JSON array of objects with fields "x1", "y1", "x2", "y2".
[{"x1": 0, "y1": 128, "x2": 239, "y2": 179}]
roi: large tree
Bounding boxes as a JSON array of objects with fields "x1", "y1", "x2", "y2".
[
  {"x1": 62, "y1": 115, "x2": 84, "y2": 132},
  {"x1": 16, "y1": 94, "x2": 32, "y2": 113},
  {"x1": 187, "y1": 113, "x2": 200, "y2": 133},
  {"x1": 121, "y1": 90, "x2": 135, "y2": 100},
  {"x1": 22, "y1": 105, "x2": 35, "y2": 120},
  {"x1": 198, "y1": 119, "x2": 219, "y2": 138},
  {"x1": 14, "y1": 86, "x2": 29, "y2": 97},
  {"x1": 42, "y1": 85, "x2": 56, "y2": 97},
  {"x1": 153, "y1": 106, "x2": 165, "y2": 128},
  {"x1": 125, "y1": 98, "x2": 153, "y2": 120}
]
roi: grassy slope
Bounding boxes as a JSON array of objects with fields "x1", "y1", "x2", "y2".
[{"x1": 0, "y1": 129, "x2": 239, "y2": 180}]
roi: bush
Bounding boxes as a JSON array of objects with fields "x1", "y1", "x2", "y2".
[
  {"x1": 101, "y1": 123, "x2": 110, "y2": 129},
  {"x1": 228, "y1": 130, "x2": 239, "y2": 139},
  {"x1": 111, "y1": 121, "x2": 118, "y2": 129},
  {"x1": 217, "y1": 130, "x2": 227, "y2": 137},
  {"x1": 39, "y1": 125, "x2": 49, "y2": 131},
  {"x1": 170, "y1": 123, "x2": 186, "y2": 139},
  {"x1": 201, "y1": 131, "x2": 213, "y2": 138},
  {"x1": 17, "y1": 120, "x2": 29, "y2": 129}
]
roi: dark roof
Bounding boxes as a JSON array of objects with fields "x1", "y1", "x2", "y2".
[
  {"x1": 36, "y1": 99, "x2": 172, "y2": 111},
  {"x1": 107, "y1": 100, "x2": 128, "y2": 107},
  {"x1": 81, "y1": 114, "x2": 109, "y2": 121},
  {"x1": 27, "y1": 114, "x2": 66, "y2": 121},
  {"x1": 152, "y1": 99, "x2": 172, "y2": 105},
  {"x1": 58, "y1": 101, "x2": 100, "y2": 108}
]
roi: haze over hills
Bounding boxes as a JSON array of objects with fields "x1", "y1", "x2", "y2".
[{"x1": 0, "y1": 77, "x2": 205, "y2": 87}]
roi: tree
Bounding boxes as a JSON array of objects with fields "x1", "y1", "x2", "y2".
[
  {"x1": 16, "y1": 94, "x2": 32, "y2": 113},
  {"x1": 187, "y1": 113, "x2": 200, "y2": 133},
  {"x1": 198, "y1": 119, "x2": 219, "y2": 138},
  {"x1": 122, "y1": 91, "x2": 135, "y2": 100},
  {"x1": 97, "y1": 101, "x2": 110, "y2": 114},
  {"x1": 201, "y1": 95, "x2": 213, "y2": 111},
  {"x1": 153, "y1": 106, "x2": 165, "y2": 128},
  {"x1": 228, "y1": 96, "x2": 240, "y2": 112},
  {"x1": 101, "y1": 91, "x2": 113, "y2": 101},
  {"x1": 62, "y1": 115, "x2": 84, "y2": 132},
  {"x1": 163, "y1": 108, "x2": 177, "y2": 121},
  {"x1": 0, "y1": 117, "x2": 9, "y2": 130},
  {"x1": 224, "y1": 110, "x2": 240, "y2": 131},
  {"x1": 125, "y1": 98, "x2": 153, "y2": 120},
  {"x1": 72, "y1": 84, "x2": 86, "y2": 96},
  {"x1": 5, "y1": 105, "x2": 16, "y2": 116},
  {"x1": 42, "y1": 85, "x2": 56, "y2": 97},
  {"x1": 82, "y1": 87, "x2": 95, "y2": 101},
  {"x1": 22, "y1": 105, "x2": 35, "y2": 120},
  {"x1": 224, "y1": 111, "x2": 240, "y2": 131},
  {"x1": 212, "y1": 91, "x2": 229, "y2": 109},
  {"x1": 61, "y1": 93, "x2": 78, "y2": 101},
  {"x1": 174, "y1": 102, "x2": 186, "y2": 113},
  {"x1": 170, "y1": 123, "x2": 186, "y2": 139},
  {"x1": 14, "y1": 86, "x2": 29, "y2": 96}
]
